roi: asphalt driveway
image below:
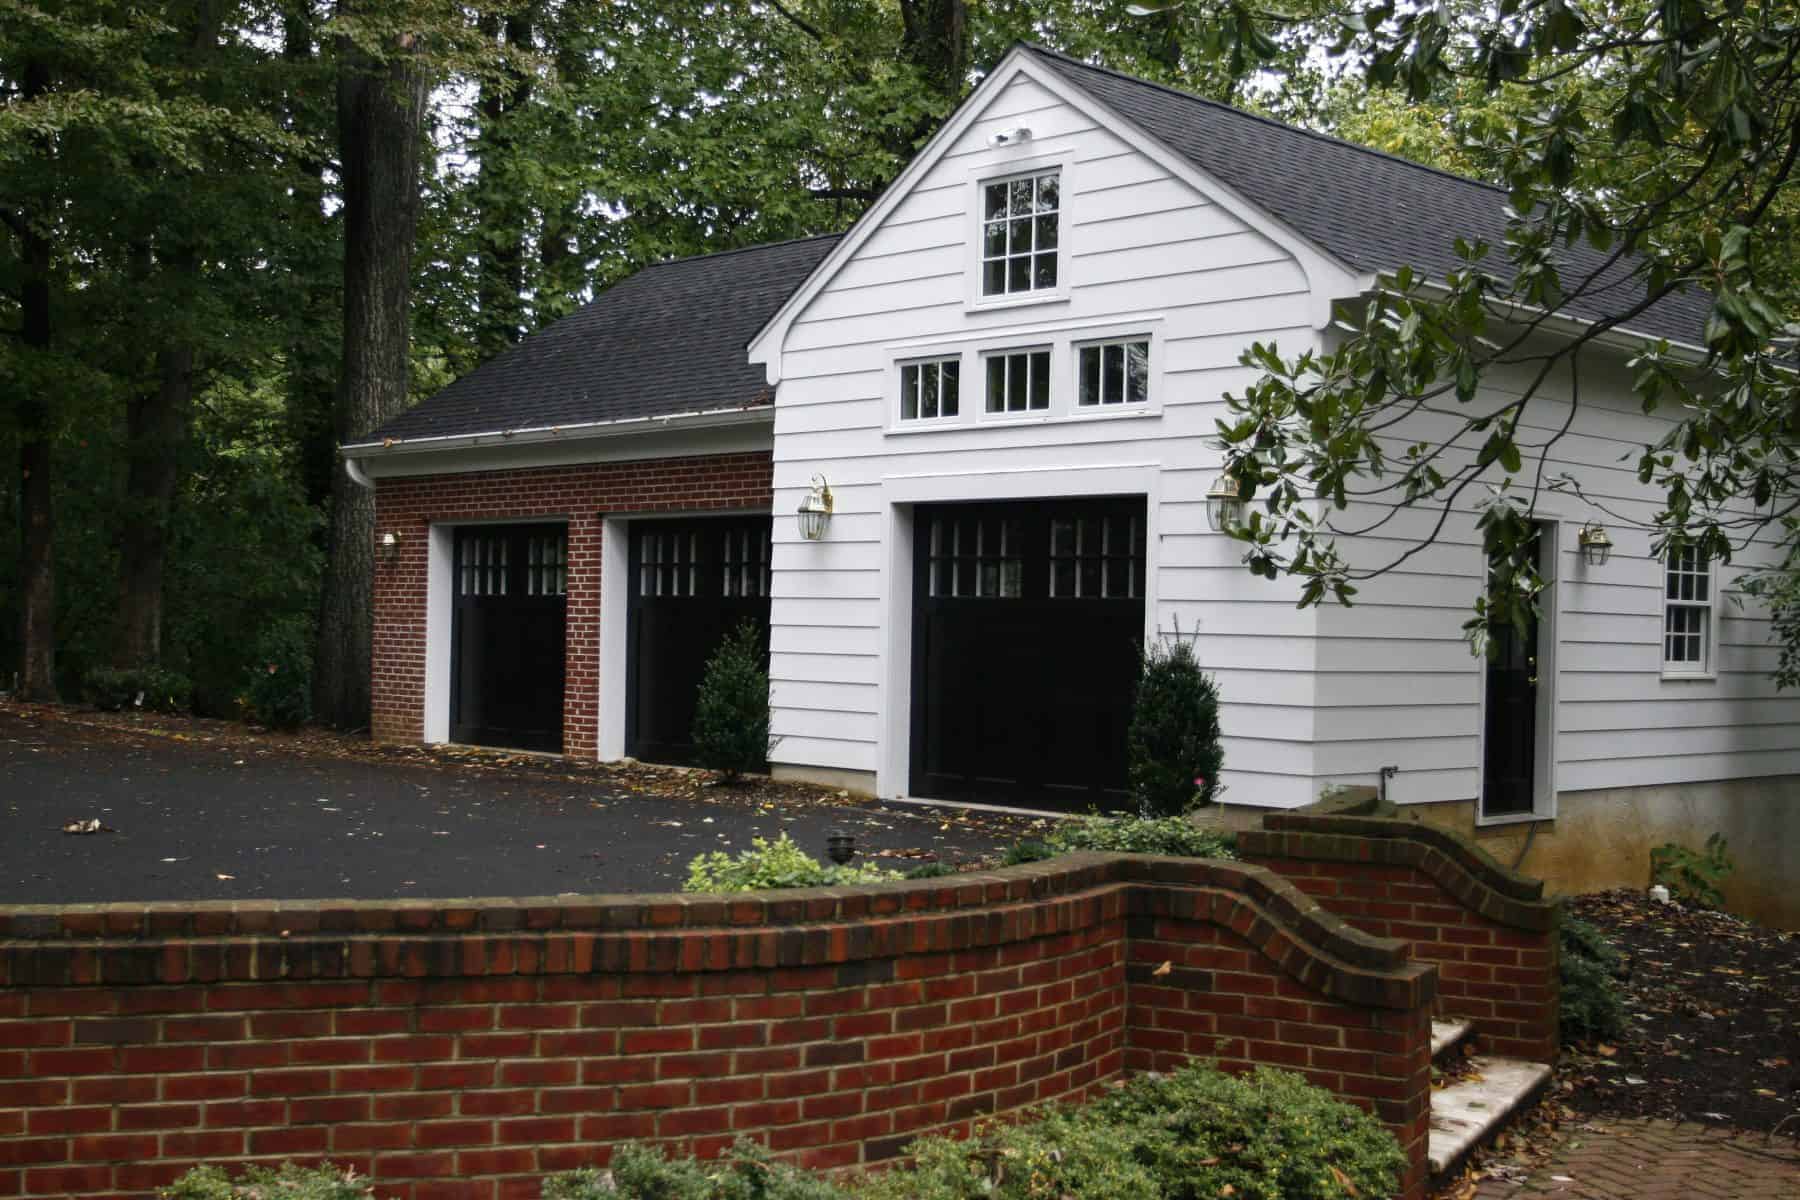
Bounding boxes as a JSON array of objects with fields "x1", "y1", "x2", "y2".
[{"x1": 0, "y1": 705, "x2": 1035, "y2": 904}]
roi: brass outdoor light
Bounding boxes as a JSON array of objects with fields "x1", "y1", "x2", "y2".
[
  {"x1": 1205, "y1": 471, "x2": 1245, "y2": 532},
  {"x1": 1577, "y1": 522, "x2": 1613, "y2": 567},
  {"x1": 378, "y1": 530, "x2": 403, "y2": 562},
  {"x1": 797, "y1": 474, "x2": 834, "y2": 541}
]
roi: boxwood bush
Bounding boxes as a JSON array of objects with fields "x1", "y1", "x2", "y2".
[
  {"x1": 84, "y1": 664, "x2": 193, "y2": 714},
  {"x1": 1559, "y1": 914, "x2": 1624, "y2": 1044},
  {"x1": 161, "y1": 1163, "x2": 376, "y2": 1199}
]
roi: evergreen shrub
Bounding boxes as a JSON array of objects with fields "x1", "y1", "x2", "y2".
[
  {"x1": 691, "y1": 619, "x2": 777, "y2": 781},
  {"x1": 83, "y1": 664, "x2": 193, "y2": 714},
  {"x1": 1047, "y1": 813, "x2": 1235, "y2": 859},
  {"x1": 1126, "y1": 637, "x2": 1224, "y2": 816},
  {"x1": 1559, "y1": 914, "x2": 1624, "y2": 1044},
  {"x1": 160, "y1": 1163, "x2": 376, "y2": 1199},
  {"x1": 544, "y1": 1140, "x2": 843, "y2": 1200},
  {"x1": 241, "y1": 619, "x2": 312, "y2": 729}
]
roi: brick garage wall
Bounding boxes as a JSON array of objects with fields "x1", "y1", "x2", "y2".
[
  {"x1": 370, "y1": 452, "x2": 774, "y2": 758},
  {"x1": 1240, "y1": 804, "x2": 1560, "y2": 1063},
  {"x1": 0, "y1": 856, "x2": 1435, "y2": 1200}
]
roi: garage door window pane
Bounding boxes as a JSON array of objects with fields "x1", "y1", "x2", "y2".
[
  {"x1": 527, "y1": 534, "x2": 567, "y2": 596},
  {"x1": 460, "y1": 535, "x2": 509, "y2": 596},
  {"x1": 1050, "y1": 513, "x2": 1143, "y2": 598},
  {"x1": 928, "y1": 516, "x2": 1022, "y2": 598}
]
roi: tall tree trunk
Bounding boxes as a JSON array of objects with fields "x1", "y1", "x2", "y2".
[
  {"x1": 312, "y1": 18, "x2": 427, "y2": 730},
  {"x1": 898, "y1": 0, "x2": 967, "y2": 102},
  {"x1": 474, "y1": 9, "x2": 533, "y2": 358},
  {"x1": 114, "y1": 342, "x2": 193, "y2": 666},
  {"x1": 15, "y1": 58, "x2": 57, "y2": 700}
]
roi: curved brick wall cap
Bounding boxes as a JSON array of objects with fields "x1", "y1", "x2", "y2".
[
  {"x1": 1244, "y1": 805, "x2": 1557, "y2": 934},
  {"x1": 0, "y1": 852, "x2": 1432, "y2": 1011}
]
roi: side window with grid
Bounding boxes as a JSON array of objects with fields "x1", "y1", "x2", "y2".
[
  {"x1": 1664, "y1": 546, "x2": 1713, "y2": 671},
  {"x1": 459, "y1": 535, "x2": 508, "y2": 596},
  {"x1": 984, "y1": 348, "x2": 1050, "y2": 414},
  {"x1": 722, "y1": 527, "x2": 771, "y2": 598},
  {"x1": 638, "y1": 530, "x2": 699, "y2": 597},
  {"x1": 927, "y1": 516, "x2": 1024, "y2": 598},
  {"x1": 900, "y1": 358, "x2": 960, "y2": 422},
  {"x1": 981, "y1": 170, "x2": 1059, "y2": 296},
  {"x1": 526, "y1": 534, "x2": 567, "y2": 596},
  {"x1": 1078, "y1": 339, "x2": 1150, "y2": 406},
  {"x1": 1049, "y1": 513, "x2": 1145, "y2": 599}
]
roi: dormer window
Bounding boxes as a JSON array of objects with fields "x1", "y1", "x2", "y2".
[{"x1": 981, "y1": 170, "x2": 1059, "y2": 296}]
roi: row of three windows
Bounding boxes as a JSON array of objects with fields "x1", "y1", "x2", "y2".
[{"x1": 900, "y1": 339, "x2": 1150, "y2": 421}]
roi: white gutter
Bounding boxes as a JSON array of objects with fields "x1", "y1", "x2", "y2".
[
  {"x1": 1388, "y1": 276, "x2": 1712, "y2": 365},
  {"x1": 341, "y1": 403, "x2": 775, "y2": 460},
  {"x1": 344, "y1": 455, "x2": 376, "y2": 491}
]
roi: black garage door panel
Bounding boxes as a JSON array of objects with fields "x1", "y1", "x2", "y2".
[
  {"x1": 911, "y1": 498, "x2": 1145, "y2": 810},
  {"x1": 627, "y1": 517, "x2": 772, "y2": 765},
  {"x1": 451, "y1": 524, "x2": 567, "y2": 753}
]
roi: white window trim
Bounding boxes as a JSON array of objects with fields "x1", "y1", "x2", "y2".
[
  {"x1": 977, "y1": 343, "x2": 1056, "y2": 420},
  {"x1": 1073, "y1": 334, "x2": 1154, "y2": 410},
  {"x1": 963, "y1": 152, "x2": 1076, "y2": 312},
  {"x1": 882, "y1": 317, "x2": 1165, "y2": 435},
  {"x1": 1661, "y1": 547, "x2": 1720, "y2": 680}
]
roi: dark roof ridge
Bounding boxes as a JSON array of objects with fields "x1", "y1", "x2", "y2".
[
  {"x1": 1016, "y1": 42, "x2": 1510, "y2": 203},
  {"x1": 640, "y1": 231, "x2": 844, "y2": 271}
]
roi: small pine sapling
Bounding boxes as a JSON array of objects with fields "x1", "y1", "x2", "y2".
[
  {"x1": 1127, "y1": 633, "x2": 1224, "y2": 817},
  {"x1": 691, "y1": 619, "x2": 778, "y2": 781}
]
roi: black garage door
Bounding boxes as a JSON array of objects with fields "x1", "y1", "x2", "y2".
[
  {"x1": 451, "y1": 524, "x2": 567, "y2": 752},
  {"x1": 627, "y1": 516, "x2": 772, "y2": 764},
  {"x1": 911, "y1": 497, "x2": 1145, "y2": 810}
]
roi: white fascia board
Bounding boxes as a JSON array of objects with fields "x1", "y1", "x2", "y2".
[
  {"x1": 340, "y1": 405, "x2": 774, "y2": 476},
  {"x1": 1396, "y1": 277, "x2": 1713, "y2": 365}
]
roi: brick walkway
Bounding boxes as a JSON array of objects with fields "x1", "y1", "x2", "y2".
[{"x1": 1471, "y1": 1120, "x2": 1800, "y2": 1199}]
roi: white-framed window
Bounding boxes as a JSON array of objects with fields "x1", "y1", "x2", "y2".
[
  {"x1": 1663, "y1": 545, "x2": 1714, "y2": 674},
  {"x1": 1077, "y1": 338, "x2": 1151, "y2": 407},
  {"x1": 980, "y1": 169, "x2": 1060, "y2": 297},
  {"x1": 899, "y1": 357, "x2": 960, "y2": 422},
  {"x1": 983, "y1": 347, "x2": 1051, "y2": 414}
]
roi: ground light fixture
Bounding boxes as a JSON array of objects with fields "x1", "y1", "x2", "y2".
[
  {"x1": 1578, "y1": 522, "x2": 1613, "y2": 567},
  {"x1": 1205, "y1": 471, "x2": 1245, "y2": 532},
  {"x1": 825, "y1": 829, "x2": 856, "y2": 865},
  {"x1": 798, "y1": 474, "x2": 834, "y2": 541}
]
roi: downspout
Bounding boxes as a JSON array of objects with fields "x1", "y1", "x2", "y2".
[{"x1": 344, "y1": 453, "x2": 376, "y2": 491}]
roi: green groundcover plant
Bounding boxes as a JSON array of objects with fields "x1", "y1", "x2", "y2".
[
  {"x1": 161, "y1": 1163, "x2": 376, "y2": 1199},
  {"x1": 543, "y1": 1063, "x2": 1403, "y2": 1200},
  {"x1": 683, "y1": 832, "x2": 901, "y2": 892}
]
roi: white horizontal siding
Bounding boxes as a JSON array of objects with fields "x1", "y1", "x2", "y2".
[{"x1": 766, "y1": 69, "x2": 1326, "y2": 802}]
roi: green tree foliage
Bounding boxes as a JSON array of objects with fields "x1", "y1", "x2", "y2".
[
  {"x1": 1195, "y1": 1, "x2": 1800, "y2": 671},
  {"x1": 690, "y1": 619, "x2": 778, "y2": 781},
  {"x1": 1127, "y1": 636, "x2": 1225, "y2": 816}
]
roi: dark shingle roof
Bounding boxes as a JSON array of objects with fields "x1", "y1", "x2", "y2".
[
  {"x1": 1029, "y1": 46, "x2": 1711, "y2": 348},
  {"x1": 358, "y1": 234, "x2": 841, "y2": 446}
]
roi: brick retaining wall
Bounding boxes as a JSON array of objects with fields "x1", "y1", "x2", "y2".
[
  {"x1": 1241, "y1": 796, "x2": 1560, "y2": 1063},
  {"x1": 370, "y1": 452, "x2": 775, "y2": 758},
  {"x1": 0, "y1": 855, "x2": 1436, "y2": 1200}
]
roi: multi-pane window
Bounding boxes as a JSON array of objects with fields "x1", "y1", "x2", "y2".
[
  {"x1": 1078, "y1": 339, "x2": 1150, "y2": 407},
  {"x1": 722, "y1": 526, "x2": 771, "y2": 598},
  {"x1": 1049, "y1": 513, "x2": 1145, "y2": 599},
  {"x1": 458, "y1": 535, "x2": 508, "y2": 596},
  {"x1": 985, "y1": 349, "x2": 1051, "y2": 414},
  {"x1": 981, "y1": 170, "x2": 1060, "y2": 296},
  {"x1": 638, "y1": 530, "x2": 699, "y2": 597},
  {"x1": 1664, "y1": 546, "x2": 1712, "y2": 670},
  {"x1": 900, "y1": 358, "x2": 960, "y2": 421},
  {"x1": 526, "y1": 533, "x2": 567, "y2": 596},
  {"x1": 927, "y1": 515, "x2": 1024, "y2": 598}
]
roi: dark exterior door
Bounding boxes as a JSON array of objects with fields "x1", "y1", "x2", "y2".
[
  {"x1": 626, "y1": 516, "x2": 772, "y2": 764},
  {"x1": 451, "y1": 524, "x2": 567, "y2": 752},
  {"x1": 1482, "y1": 525, "x2": 1543, "y2": 817},
  {"x1": 911, "y1": 497, "x2": 1145, "y2": 811}
]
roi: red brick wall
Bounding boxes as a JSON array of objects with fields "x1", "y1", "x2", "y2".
[
  {"x1": 0, "y1": 856, "x2": 1436, "y2": 1200},
  {"x1": 1241, "y1": 814, "x2": 1560, "y2": 1064},
  {"x1": 370, "y1": 453, "x2": 774, "y2": 758}
]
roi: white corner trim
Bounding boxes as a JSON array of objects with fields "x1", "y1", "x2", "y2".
[
  {"x1": 597, "y1": 516, "x2": 631, "y2": 761},
  {"x1": 423, "y1": 524, "x2": 454, "y2": 744}
]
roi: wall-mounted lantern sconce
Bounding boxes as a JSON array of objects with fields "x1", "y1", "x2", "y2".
[
  {"x1": 1205, "y1": 472, "x2": 1245, "y2": 533},
  {"x1": 1577, "y1": 522, "x2": 1612, "y2": 567},
  {"x1": 797, "y1": 474, "x2": 834, "y2": 541},
  {"x1": 379, "y1": 531, "x2": 402, "y2": 562}
]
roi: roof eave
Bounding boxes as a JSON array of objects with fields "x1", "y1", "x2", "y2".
[
  {"x1": 1384, "y1": 277, "x2": 1711, "y2": 365},
  {"x1": 340, "y1": 403, "x2": 776, "y2": 461}
]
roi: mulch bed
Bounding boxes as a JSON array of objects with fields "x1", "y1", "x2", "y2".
[{"x1": 1559, "y1": 889, "x2": 1800, "y2": 1135}]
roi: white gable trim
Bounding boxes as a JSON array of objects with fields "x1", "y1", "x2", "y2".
[{"x1": 747, "y1": 47, "x2": 1366, "y2": 380}]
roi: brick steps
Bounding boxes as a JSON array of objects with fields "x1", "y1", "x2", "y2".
[{"x1": 1428, "y1": 1055, "x2": 1553, "y2": 1184}]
